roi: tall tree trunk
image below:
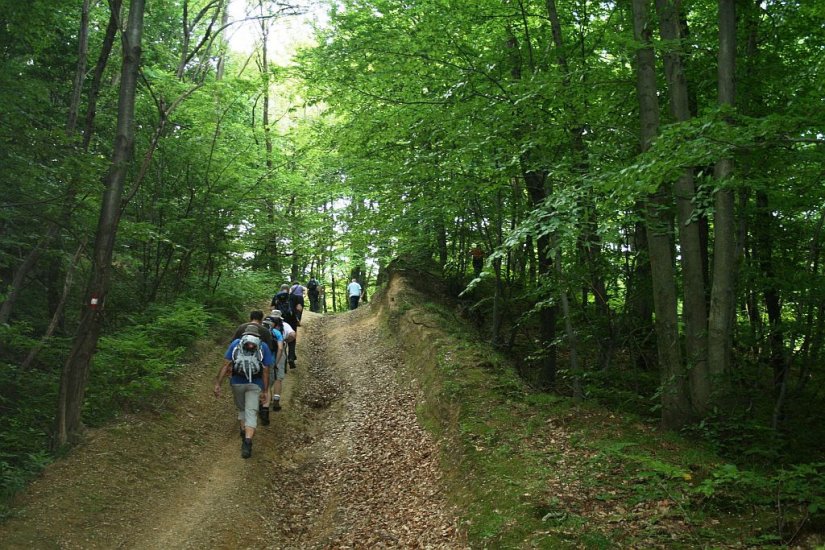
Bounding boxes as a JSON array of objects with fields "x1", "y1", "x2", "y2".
[
  {"x1": 22, "y1": 240, "x2": 87, "y2": 370},
  {"x1": 54, "y1": 0, "x2": 146, "y2": 449},
  {"x1": 491, "y1": 190, "x2": 505, "y2": 344},
  {"x1": 506, "y1": 10, "x2": 559, "y2": 387},
  {"x1": 627, "y1": 209, "x2": 654, "y2": 368},
  {"x1": 632, "y1": 0, "x2": 691, "y2": 428},
  {"x1": 754, "y1": 192, "x2": 783, "y2": 389},
  {"x1": 215, "y1": 0, "x2": 230, "y2": 81},
  {"x1": 707, "y1": 0, "x2": 738, "y2": 387},
  {"x1": 83, "y1": 0, "x2": 122, "y2": 150},
  {"x1": 525, "y1": 171, "x2": 558, "y2": 388},
  {"x1": 556, "y1": 248, "x2": 583, "y2": 401},
  {"x1": 67, "y1": 0, "x2": 91, "y2": 134},
  {"x1": 655, "y1": 0, "x2": 709, "y2": 416},
  {"x1": 436, "y1": 217, "x2": 448, "y2": 270}
]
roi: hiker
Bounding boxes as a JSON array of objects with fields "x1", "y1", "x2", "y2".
[
  {"x1": 272, "y1": 285, "x2": 300, "y2": 369},
  {"x1": 262, "y1": 311, "x2": 286, "y2": 412},
  {"x1": 347, "y1": 277, "x2": 363, "y2": 310},
  {"x1": 289, "y1": 280, "x2": 305, "y2": 321},
  {"x1": 213, "y1": 328, "x2": 273, "y2": 459},
  {"x1": 232, "y1": 310, "x2": 275, "y2": 353},
  {"x1": 469, "y1": 245, "x2": 484, "y2": 277},
  {"x1": 307, "y1": 276, "x2": 320, "y2": 313},
  {"x1": 233, "y1": 310, "x2": 277, "y2": 425}
]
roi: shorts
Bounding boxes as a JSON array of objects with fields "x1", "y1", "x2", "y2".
[
  {"x1": 274, "y1": 353, "x2": 286, "y2": 380},
  {"x1": 231, "y1": 383, "x2": 262, "y2": 429}
]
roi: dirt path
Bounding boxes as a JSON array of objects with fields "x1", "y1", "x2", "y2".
[{"x1": 0, "y1": 304, "x2": 465, "y2": 549}]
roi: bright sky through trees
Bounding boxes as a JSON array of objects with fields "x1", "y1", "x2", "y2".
[{"x1": 227, "y1": 0, "x2": 326, "y2": 61}]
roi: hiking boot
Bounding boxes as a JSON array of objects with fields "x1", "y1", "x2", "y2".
[
  {"x1": 288, "y1": 360, "x2": 296, "y2": 369},
  {"x1": 241, "y1": 438, "x2": 252, "y2": 459},
  {"x1": 259, "y1": 404, "x2": 270, "y2": 426},
  {"x1": 271, "y1": 399, "x2": 282, "y2": 411}
]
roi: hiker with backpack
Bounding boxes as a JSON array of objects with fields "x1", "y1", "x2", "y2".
[
  {"x1": 289, "y1": 281, "x2": 305, "y2": 321},
  {"x1": 260, "y1": 313, "x2": 285, "y2": 417},
  {"x1": 233, "y1": 310, "x2": 277, "y2": 425},
  {"x1": 271, "y1": 285, "x2": 300, "y2": 369},
  {"x1": 264, "y1": 310, "x2": 294, "y2": 410},
  {"x1": 232, "y1": 310, "x2": 275, "y2": 353},
  {"x1": 307, "y1": 276, "x2": 320, "y2": 313},
  {"x1": 213, "y1": 327, "x2": 274, "y2": 459}
]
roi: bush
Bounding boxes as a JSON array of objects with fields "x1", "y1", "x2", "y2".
[{"x1": 84, "y1": 297, "x2": 210, "y2": 421}]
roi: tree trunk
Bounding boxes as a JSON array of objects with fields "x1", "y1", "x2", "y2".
[
  {"x1": 654, "y1": 0, "x2": 710, "y2": 415},
  {"x1": 67, "y1": 0, "x2": 91, "y2": 134},
  {"x1": 707, "y1": 0, "x2": 738, "y2": 386},
  {"x1": 83, "y1": 0, "x2": 122, "y2": 150},
  {"x1": 525, "y1": 170, "x2": 558, "y2": 388},
  {"x1": 54, "y1": 0, "x2": 146, "y2": 449},
  {"x1": 626, "y1": 210, "x2": 654, "y2": 368},
  {"x1": 556, "y1": 248, "x2": 583, "y2": 401},
  {"x1": 22, "y1": 240, "x2": 87, "y2": 370},
  {"x1": 216, "y1": 0, "x2": 230, "y2": 81},
  {"x1": 436, "y1": 217, "x2": 448, "y2": 270},
  {"x1": 0, "y1": 226, "x2": 58, "y2": 324},
  {"x1": 632, "y1": 0, "x2": 691, "y2": 428}
]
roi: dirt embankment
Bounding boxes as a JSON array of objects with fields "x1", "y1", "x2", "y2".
[{"x1": 0, "y1": 277, "x2": 465, "y2": 549}]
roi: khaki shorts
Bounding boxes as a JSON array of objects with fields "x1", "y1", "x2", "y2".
[{"x1": 231, "y1": 383, "x2": 261, "y2": 429}]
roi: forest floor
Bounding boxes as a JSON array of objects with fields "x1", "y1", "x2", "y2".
[{"x1": 0, "y1": 302, "x2": 466, "y2": 548}]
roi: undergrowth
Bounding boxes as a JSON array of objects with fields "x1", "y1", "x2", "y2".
[{"x1": 390, "y1": 278, "x2": 825, "y2": 548}]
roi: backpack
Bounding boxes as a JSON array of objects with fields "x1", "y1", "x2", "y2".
[
  {"x1": 307, "y1": 278, "x2": 318, "y2": 291},
  {"x1": 231, "y1": 333, "x2": 264, "y2": 382},
  {"x1": 273, "y1": 292, "x2": 298, "y2": 325}
]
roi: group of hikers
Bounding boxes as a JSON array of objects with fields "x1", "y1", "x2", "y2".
[
  {"x1": 212, "y1": 275, "x2": 365, "y2": 459},
  {"x1": 212, "y1": 280, "x2": 307, "y2": 459}
]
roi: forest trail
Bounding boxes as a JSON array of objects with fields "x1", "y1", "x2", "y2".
[{"x1": 0, "y1": 302, "x2": 465, "y2": 548}]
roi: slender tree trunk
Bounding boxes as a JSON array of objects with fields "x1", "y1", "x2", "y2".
[
  {"x1": 707, "y1": 0, "x2": 738, "y2": 386},
  {"x1": 68, "y1": 0, "x2": 91, "y2": 134},
  {"x1": 556, "y1": 248, "x2": 583, "y2": 401},
  {"x1": 215, "y1": 0, "x2": 230, "y2": 81},
  {"x1": 22, "y1": 240, "x2": 87, "y2": 370},
  {"x1": 655, "y1": 0, "x2": 709, "y2": 415},
  {"x1": 525, "y1": 171, "x2": 558, "y2": 388},
  {"x1": 436, "y1": 218, "x2": 448, "y2": 270},
  {"x1": 54, "y1": 0, "x2": 146, "y2": 449},
  {"x1": 331, "y1": 270, "x2": 337, "y2": 312},
  {"x1": 753, "y1": 192, "x2": 783, "y2": 389},
  {"x1": 632, "y1": 0, "x2": 691, "y2": 428},
  {"x1": 0, "y1": 227, "x2": 58, "y2": 324},
  {"x1": 627, "y1": 210, "x2": 654, "y2": 367},
  {"x1": 491, "y1": 191, "x2": 504, "y2": 344},
  {"x1": 83, "y1": 0, "x2": 122, "y2": 150},
  {"x1": 506, "y1": 11, "x2": 558, "y2": 387}
]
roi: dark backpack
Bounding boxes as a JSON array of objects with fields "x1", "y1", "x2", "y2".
[
  {"x1": 272, "y1": 292, "x2": 298, "y2": 325},
  {"x1": 307, "y1": 278, "x2": 318, "y2": 291}
]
